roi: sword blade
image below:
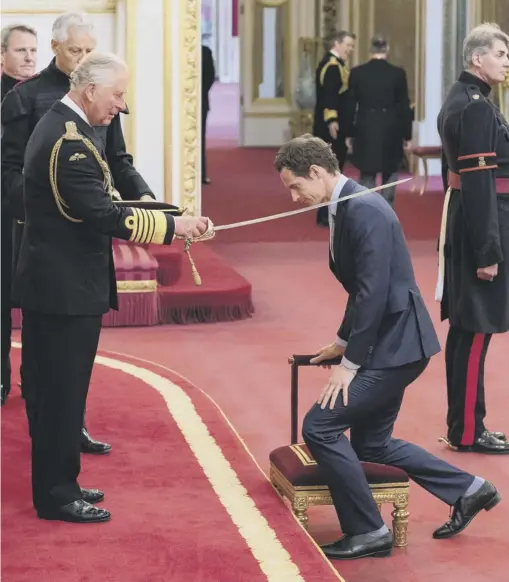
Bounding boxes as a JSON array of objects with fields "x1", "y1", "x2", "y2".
[{"x1": 213, "y1": 177, "x2": 412, "y2": 232}]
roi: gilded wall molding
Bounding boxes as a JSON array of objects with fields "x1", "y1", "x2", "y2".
[
  {"x1": 179, "y1": 0, "x2": 200, "y2": 215},
  {"x1": 1, "y1": 0, "x2": 116, "y2": 13}
]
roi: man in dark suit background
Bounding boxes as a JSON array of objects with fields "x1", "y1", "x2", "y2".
[
  {"x1": 201, "y1": 42, "x2": 215, "y2": 185},
  {"x1": 274, "y1": 135, "x2": 500, "y2": 560},
  {"x1": 346, "y1": 36, "x2": 413, "y2": 207},
  {"x1": 313, "y1": 30, "x2": 355, "y2": 226},
  {"x1": 1, "y1": 23, "x2": 38, "y2": 406}
]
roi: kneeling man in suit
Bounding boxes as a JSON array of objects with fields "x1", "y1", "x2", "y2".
[{"x1": 274, "y1": 134, "x2": 501, "y2": 560}]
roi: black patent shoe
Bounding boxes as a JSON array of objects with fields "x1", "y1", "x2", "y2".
[
  {"x1": 439, "y1": 431, "x2": 509, "y2": 454},
  {"x1": 433, "y1": 481, "x2": 501, "y2": 539},
  {"x1": 81, "y1": 488, "x2": 105, "y2": 504},
  {"x1": 37, "y1": 499, "x2": 111, "y2": 523},
  {"x1": 485, "y1": 430, "x2": 507, "y2": 442},
  {"x1": 321, "y1": 532, "x2": 393, "y2": 560},
  {"x1": 81, "y1": 428, "x2": 112, "y2": 455}
]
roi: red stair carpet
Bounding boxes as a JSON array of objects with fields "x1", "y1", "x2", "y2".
[{"x1": 1, "y1": 347, "x2": 343, "y2": 582}]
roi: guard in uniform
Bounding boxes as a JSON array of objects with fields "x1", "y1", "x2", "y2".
[
  {"x1": 1, "y1": 58, "x2": 152, "y2": 452},
  {"x1": 313, "y1": 31, "x2": 355, "y2": 226},
  {"x1": 437, "y1": 59, "x2": 509, "y2": 453},
  {"x1": 346, "y1": 37, "x2": 413, "y2": 207}
]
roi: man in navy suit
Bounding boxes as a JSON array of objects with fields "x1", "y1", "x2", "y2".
[{"x1": 274, "y1": 134, "x2": 501, "y2": 560}]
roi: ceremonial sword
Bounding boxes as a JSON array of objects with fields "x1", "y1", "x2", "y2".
[{"x1": 211, "y1": 176, "x2": 413, "y2": 231}]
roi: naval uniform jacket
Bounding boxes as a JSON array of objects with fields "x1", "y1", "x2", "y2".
[
  {"x1": 313, "y1": 52, "x2": 350, "y2": 143},
  {"x1": 330, "y1": 179, "x2": 440, "y2": 369},
  {"x1": 437, "y1": 71, "x2": 509, "y2": 333},
  {"x1": 12, "y1": 101, "x2": 175, "y2": 316}
]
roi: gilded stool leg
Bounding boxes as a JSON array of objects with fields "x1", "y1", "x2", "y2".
[
  {"x1": 292, "y1": 495, "x2": 309, "y2": 530},
  {"x1": 391, "y1": 493, "x2": 409, "y2": 548}
]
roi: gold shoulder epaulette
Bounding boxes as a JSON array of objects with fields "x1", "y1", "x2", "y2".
[{"x1": 63, "y1": 121, "x2": 82, "y2": 141}]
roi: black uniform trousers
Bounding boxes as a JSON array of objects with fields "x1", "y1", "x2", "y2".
[
  {"x1": 1, "y1": 214, "x2": 14, "y2": 403},
  {"x1": 1, "y1": 306, "x2": 12, "y2": 402},
  {"x1": 23, "y1": 310, "x2": 102, "y2": 512},
  {"x1": 316, "y1": 136, "x2": 347, "y2": 225},
  {"x1": 358, "y1": 172, "x2": 398, "y2": 207},
  {"x1": 303, "y1": 359, "x2": 474, "y2": 536},
  {"x1": 445, "y1": 325, "x2": 492, "y2": 446}
]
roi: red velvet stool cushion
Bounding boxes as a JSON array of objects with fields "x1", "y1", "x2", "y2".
[
  {"x1": 409, "y1": 146, "x2": 442, "y2": 157},
  {"x1": 270, "y1": 444, "x2": 409, "y2": 487}
]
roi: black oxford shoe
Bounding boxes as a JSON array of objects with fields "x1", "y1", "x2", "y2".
[
  {"x1": 456, "y1": 432, "x2": 509, "y2": 454},
  {"x1": 321, "y1": 532, "x2": 393, "y2": 560},
  {"x1": 433, "y1": 481, "x2": 501, "y2": 539},
  {"x1": 37, "y1": 499, "x2": 111, "y2": 523},
  {"x1": 81, "y1": 488, "x2": 105, "y2": 504},
  {"x1": 81, "y1": 428, "x2": 112, "y2": 455}
]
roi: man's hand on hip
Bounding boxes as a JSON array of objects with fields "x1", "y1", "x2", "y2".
[
  {"x1": 310, "y1": 342, "x2": 345, "y2": 369},
  {"x1": 317, "y1": 365, "x2": 356, "y2": 409}
]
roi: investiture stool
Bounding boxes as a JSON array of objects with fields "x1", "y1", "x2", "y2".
[
  {"x1": 437, "y1": 23, "x2": 509, "y2": 455},
  {"x1": 12, "y1": 52, "x2": 209, "y2": 523}
]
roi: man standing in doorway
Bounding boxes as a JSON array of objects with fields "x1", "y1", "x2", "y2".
[{"x1": 313, "y1": 30, "x2": 355, "y2": 226}]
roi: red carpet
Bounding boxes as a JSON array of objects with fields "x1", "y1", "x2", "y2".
[
  {"x1": 95, "y1": 240, "x2": 509, "y2": 582},
  {"x1": 1, "y1": 347, "x2": 343, "y2": 582}
]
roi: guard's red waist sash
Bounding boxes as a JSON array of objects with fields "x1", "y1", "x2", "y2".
[{"x1": 448, "y1": 171, "x2": 509, "y2": 193}]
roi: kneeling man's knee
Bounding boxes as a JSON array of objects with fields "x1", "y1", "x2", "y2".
[{"x1": 302, "y1": 406, "x2": 323, "y2": 444}]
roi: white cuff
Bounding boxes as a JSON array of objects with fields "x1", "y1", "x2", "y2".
[
  {"x1": 341, "y1": 356, "x2": 360, "y2": 372},
  {"x1": 336, "y1": 336, "x2": 348, "y2": 347}
]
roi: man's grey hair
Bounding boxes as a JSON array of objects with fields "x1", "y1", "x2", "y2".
[
  {"x1": 463, "y1": 22, "x2": 509, "y2": 68},
  {"x1": 1, "y1": 23, "x2": 37, "y2": 52},
  {"x1": 52, "y1": 12, "x2": 95, "y2": 43},
  {"x1": 69, "y1": 51, "x2": 127, "y2": 90}
]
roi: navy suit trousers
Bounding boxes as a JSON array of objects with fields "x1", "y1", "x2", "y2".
[{"x1": 303, "y1": 359, "x2": 474, "y2": 535}]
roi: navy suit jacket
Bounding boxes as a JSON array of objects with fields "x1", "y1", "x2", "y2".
[{"x1": 330, "y1": 179, "x2": 440, "y2": 369}]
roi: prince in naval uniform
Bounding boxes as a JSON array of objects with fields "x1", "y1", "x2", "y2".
[{"x1": 12, "y1": 52, "x2": 209, "y2": 523}]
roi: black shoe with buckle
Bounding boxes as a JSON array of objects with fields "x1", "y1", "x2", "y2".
[
  {"x1": 37, "y1": 499, "x2": 111, "y2": 523},
  {"x1": 81, "y1": 428, "x2": 112, "y2": 455},
  {"x1": 321, "y1": 532, "x2": 394, "y2": 560},
  {"x1": 81, "y1": 488, "x2": 105, "y2": 504},
  {"x1": 439, "y1": 431, "x2": 509, "y2": 454},
  {"x1": 433, "y1": 481, "x2": 501, "y2": 539}
]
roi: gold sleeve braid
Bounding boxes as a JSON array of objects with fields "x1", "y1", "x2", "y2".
[{"x1": 125, "y1": 207, "x2": 168, "y2": 244}]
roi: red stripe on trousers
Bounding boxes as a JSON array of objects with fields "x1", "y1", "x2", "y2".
[{"x1": 461, "y1": 333, "x2": 484, "y2": 445}]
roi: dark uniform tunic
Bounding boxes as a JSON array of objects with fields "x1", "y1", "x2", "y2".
[
  {"x1": 313, "y1": 52, "x2": 350, "y2": 225},
  {"x1": 437, "y1": 71, "x2": 509, "y2": 451},
  {"x1": 347, "y1": 59, "x2": 412, "y2": 178},
  {"x1": 1, "y1": 58, "x2": 153, "y2": 429},
  {"x1": 1, "y1": 72, "x2": 20, "y2": 404},
  {"x1": 13, "y1": 101, "x2": 177, "y2": 513}
]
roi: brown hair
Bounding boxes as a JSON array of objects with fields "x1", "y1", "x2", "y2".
[{"x1": 274, "y1": 134, "x2": 339, "y2": 177}]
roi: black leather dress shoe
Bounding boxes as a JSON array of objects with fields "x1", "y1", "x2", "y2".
[
  {"x1": 81, "y1": 488, "x2": 105, "y2": 504},
  {"x1": 37, "y1": 499, "x2": 111, "y2": 523},
  {"x1": 486, "y1": 430, "x2": 507, "y2": 442},
  {"x1": 455, "y1": 432, "x2": 509, "y2": 454},
  {"x1": 321, "y1": 532, "x2": 393, "y2": 560},
  {"x1": 433, "y1": 481, "x2": 501, "y2": 539},
  {"x1": 81, "y1": 428, "x2": 112, "y2": 455}
]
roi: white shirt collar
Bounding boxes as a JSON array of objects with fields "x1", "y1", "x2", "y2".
[
  {"x1": 329, "y1": 174, "x2": 349, "y2": 217},
  {"x1": 61, "y1": 94, "x2": 90, "y2": 125}
]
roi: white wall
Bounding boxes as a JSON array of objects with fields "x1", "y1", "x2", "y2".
[
  {"x1": 132, "y1": 0, "x2": 164, "y2": 200},
  {"x1": 418, "y1": 0, "x2": 444, "y2": 175},
  {"x1": 0, "y1": 13, "x2": 115, "y2": 72},
  {"x1": 215, "y1": 0, "x2": 240, "y2": 83}
]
